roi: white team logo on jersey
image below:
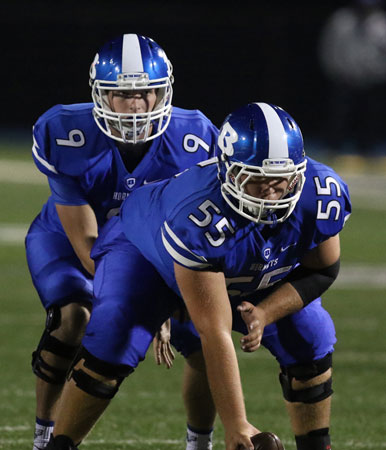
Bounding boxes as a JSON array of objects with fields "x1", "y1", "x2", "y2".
[
  {"x1": 218, "y1": 122, "x2": 238, "y2": 156},
  {"x1": 263, "y1": 248, "x2": 271, "y2": 260},
  {"x1": 126, "y1": 177, "x2": 136, "y2": 189}
]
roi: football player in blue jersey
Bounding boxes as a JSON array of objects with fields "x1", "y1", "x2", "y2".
[
  {"x1": 45, "y1": 102, "x2": 351, "y2": 450},
  {"x1": 26, "y1": 33, "x2": 219, "y2": 450}
]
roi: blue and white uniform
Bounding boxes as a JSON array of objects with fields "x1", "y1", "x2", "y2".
[
  {"x1": 86, "y1": 156, "x2": 351, "y2": 368},
  {"x1": 25, "y1": 103, "x2": 219, "y2": 308}
]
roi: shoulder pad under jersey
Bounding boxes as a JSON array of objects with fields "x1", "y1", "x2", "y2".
[
  {"x1": 32, "y1": 103, "x2": 110, "y2": 178},
  {"x1": 299, "y1": 157, "x2": 351, "y2": 243}
]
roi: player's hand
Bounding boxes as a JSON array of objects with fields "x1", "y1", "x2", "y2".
[
  {"x1": 152, "y1": 319, "x2": 175, "y2": 369},
  {"x1": 225, "y1": 421, "x2": 260, "y2": 450},
  {"x1": 237, "y1": 301, "x2": 266, "y2": 352}
]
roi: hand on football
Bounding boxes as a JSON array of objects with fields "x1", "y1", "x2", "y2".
[
  {"x1": 225, "y1": 421, "x2": 260, "y2": 450},
  {"x1": 153, "y1": 319, "x2": 175, "y2": 369},
  {"x1": 237, "y1": 301, "x2": 266, "y2": 352}
]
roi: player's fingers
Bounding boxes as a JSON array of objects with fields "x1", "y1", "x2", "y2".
[
  {"x1": 153, "y1": 342, "x2": 162, "y2": 365},
  {"x1": 166, "y1": 353, "x2": 173, "y2": 368},
  {"x1": 162, "y1": 346, "x2": 172, "y2": 368},
  {"x1": 166, "y1": 344, "x2": 175, "y2": 362},
  {"x1": 241, "y1": 338, "x2": 261, "y2": 352},
  {"x1": 240, "y1": 329, "x2": 263, "y2": 350},
  {"x1": 242, "y1": 341, "x2": 261, "y2": 352},
  {"x1": 241, "y1": 324, "x2": 262, "y2": 342},
  {"x1": 237, "y1": 301, "x2": 254, "y2": 314},
  {"x1": 157, "y1": 348, "x2": 163, "y2": 364},
  {"x1": 165, "y1": 352, "x2": 173, "y2": 369},
  {"x1": 167, "y1": 344, "x2": 175, "y2": 359},
  {"x1": 238, "y1": 437, "x2": 254, "y2": 450},
  {"x1": 161, "y1": 343, "x2": 175, "y2": 368}
]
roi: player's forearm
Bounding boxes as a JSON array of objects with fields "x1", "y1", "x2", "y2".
[
  {"x1": 200, "y1": 331, "x2": 247, "y2": 430},
  {"x1": 75, "y1": 239, "x2": 96, "y2": 276},
  {"x1": 66, "y1": 233, "x2": 96, "y2": 276},
  {"x1": 55, "y1": 204, "x2": 98, "y2": 276},
  {"x1": 256, "y1": 282, "x2": 304, "y2": 326}
]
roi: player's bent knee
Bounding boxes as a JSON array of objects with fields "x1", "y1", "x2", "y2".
[
  {"x1": 68, "y1": 345, "x2": 134, "y2": 399},
  {"x1": 279, "y1": 353, "x2": 333, "y2": 404},
  {"x1": 185, "y1": 349, "x2": 206, "y2": 371},
  {"x1": 58, "y1": 302, "x2": 91, "y2": 342},
  {"x1": 32, "y1": 306, "x2": 79, "y2": 384}
]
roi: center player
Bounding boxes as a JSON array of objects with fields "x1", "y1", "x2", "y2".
[{"x1": 46, "y1": 102, "x2": 351, "y2": 450}]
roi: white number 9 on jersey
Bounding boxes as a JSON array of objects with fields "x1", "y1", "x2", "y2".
[{"x1": 56, "y1": 129, "x2": 86, "y2": 147}]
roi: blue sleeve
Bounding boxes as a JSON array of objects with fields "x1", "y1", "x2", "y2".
[
  {"x1": 48, "y1": 177, "x2": 88, "y2": 206},
  {"x1": 161, "y1": 201, "x2": 230, "y2": 272},
  {"x1": 32, "y1": 105, "x2": 91, "y2": 205},
  {"x1": 206, "y1": 123, "x2": 220, "y2": 159},
  {"x1": 31, "y1": 104, "x2": 94, "y2": 179},
  {"x1": 161, "y1": 219, "x2": 213, "y2": 271},
  {"x1": 312, "y1": 172, "x2": 352, "y2": 246},
  {"x1": 32, "y1": 119, "x2": 61, "y2": 180}
]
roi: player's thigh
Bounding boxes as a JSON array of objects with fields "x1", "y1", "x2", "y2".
[
  {"x1": 230, "y1": 296, "x2": 336, "y2": 366},
  {"x1": 261, "y1": 298, "x2": 336, "y2": 366},
  {"x1": 170, "y1": 318, "x2": 202, "y2": 358},
  {"x1": 84, "y1": 242, "x2": 181, "y2": 367},
  {"x1": 25, "y1": 228, "x2": 93, "y2": 308}
]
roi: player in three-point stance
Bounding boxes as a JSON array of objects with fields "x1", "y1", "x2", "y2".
[
  {"x1": 46, "y1": 102, "x2": 351, "y2": 450},
  {"x1": 26, "y1": 33, "x2": 219, "y2": 450}
]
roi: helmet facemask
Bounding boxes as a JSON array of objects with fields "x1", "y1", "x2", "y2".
[
  {"x1": 91, "y1": 71, "x2": 173, "y2": 144},
  {"x1": 221, "y1": 157, "x2": 307, "y2": 224}
]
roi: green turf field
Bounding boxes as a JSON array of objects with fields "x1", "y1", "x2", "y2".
[{"x1": 0, "y1": 147, "x2": 385, "y2": 449}]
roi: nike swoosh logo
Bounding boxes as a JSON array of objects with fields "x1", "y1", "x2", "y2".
[
  {"x1": 143, "y1": 179, "x2": 162, "y2": 185},
  {"x1": 281, "y1": 242, "x2": 297, "y2": 252}
]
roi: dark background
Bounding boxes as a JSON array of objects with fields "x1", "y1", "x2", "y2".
[{"x1": 1, "y1": 0, "x2": 350, "y2": 149}]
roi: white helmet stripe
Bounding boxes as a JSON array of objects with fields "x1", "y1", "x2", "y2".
[
  {"x1": 257, "y1": 103, "x2": 289, "y2": 158},
  {"x1": 122, "y1": 34, "x2": 144, "y2": 73}
]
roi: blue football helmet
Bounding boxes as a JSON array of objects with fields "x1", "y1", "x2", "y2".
[
  {"x1": 218, "y1": 102, "x2": 307, "y2": 224},
  {"x1": 89, "y1": 34, "x2": 173, "y2": 144}
]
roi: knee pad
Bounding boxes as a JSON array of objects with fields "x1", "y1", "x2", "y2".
[
  {"x1": 68, "y1": 346, "x2": 134, "y2": 399},
  {"x1": 32, "y1": 306, "x2": 79, "y2": 384},
  {"x1": 279, "y1": 353, "x2": 333, "y2": 404}
]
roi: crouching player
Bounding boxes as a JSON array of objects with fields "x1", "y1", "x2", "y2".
[
  {"x1": 25, "y1": 33, "x2": 219, "y2": 450},
  {"x1": 47, "y1": 102, "x2": 351, "y2": 450}
]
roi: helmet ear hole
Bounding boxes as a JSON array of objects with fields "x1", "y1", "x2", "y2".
[{"x1": 287, "y1": 118, "x2": 295, "y2": 129}]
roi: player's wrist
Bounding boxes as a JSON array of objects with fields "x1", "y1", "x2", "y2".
[
  {"x1": 223, "y1": 416, "x2": 250, "y2": 433},
  {"x1": 252, "y1": 305, "x2": 268, "y2": 327}
]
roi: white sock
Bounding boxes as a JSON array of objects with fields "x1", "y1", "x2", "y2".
[
  {"x1": 186, "y1": 426, "x2": 213, "y2": 450},
  {"x1": 33, "y1": 418, "x2": 54, "y2": 450}
]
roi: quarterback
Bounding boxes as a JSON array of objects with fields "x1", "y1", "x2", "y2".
[{"x1": 25, "y1": 33, "x2": 219, "y2": 450}]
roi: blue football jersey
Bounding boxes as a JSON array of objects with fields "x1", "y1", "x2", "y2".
[
  {"x1": 121, "y1": 157, "x2": 351, "y2": 301},
  {"x1": 31, "y1": 103, "x2": 219, "y2": 233}
]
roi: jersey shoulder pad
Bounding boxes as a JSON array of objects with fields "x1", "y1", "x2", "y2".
[
  {"x1": 165, "y1": 107, "x2": 219, "y2": 158},
  {"x1": 161, "y1": 167, "x2": 233, "y2": 270},
  {"x1": 170, "y1": 107, "x2": 219, "y2": 135},
  {"x1": 300, "y1": 157, "x2": 351, "y2": 240},
  {"x1": 32, "y1": 103, "x2": 108, "y2": 178},
  {"x1": 171, "y1": 106, "x2": 213, "y2": 122}
]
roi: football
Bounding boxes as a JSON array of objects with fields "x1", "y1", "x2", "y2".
[{"x1": 250, "y1": 432, "x2": 285, "y2": 450}]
